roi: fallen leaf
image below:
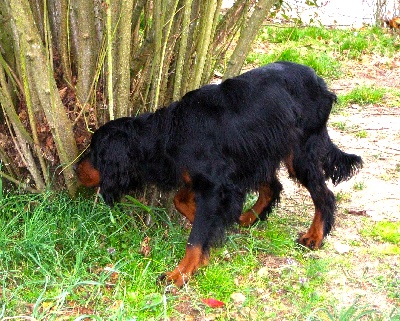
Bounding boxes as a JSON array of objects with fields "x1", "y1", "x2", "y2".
[
  {"x1": 202, "y1": 298, "x2": 225, "y2": 308},
  {"x1": 348, "y1": 209, "x2": 367, "y2": 216}
]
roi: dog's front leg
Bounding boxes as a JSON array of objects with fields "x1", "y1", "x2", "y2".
[
  {"x1": 160, "y1": 183, "x2": 242, "y2": 287},
  {"x1": 173, "y1": 186, "x2": 196, "y2": 223},
  {"x1": 159, "y1": 242, "x2": 209, "y2": 288},
  {"x1": 159, "y1": 216, "x2": 212, "y2": 286}
]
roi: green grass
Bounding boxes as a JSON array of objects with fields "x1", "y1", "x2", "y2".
[
  {"x1": 353, "y1": 182, "x2": 366, "y2": 191},
  {"x1": 332, "y1": 85, "x2": 400, "y2": 113},
  {"x1": 257, "y1": 25, "x2": 400, "y2": 58},
  {"x1": 334, "y1": 86, "x2": 387, "y2": 111},
  {"x1": 1, "y1": 191, "x2": 398, "y2": 320},
  {"x1": 0, "y1": 192, "x2": 186, "y2": 319},
  {"x1": 247, "y1": 25, "x2": 400, "y2": 113},
  {"x1": 355, "y1": 129, "x2": 368, "y2": 138},
  {"x1": 335, "y1": 191, "x2": 352, "y2": 203},
  {"x1": 246, "y1": 48, "x2": 342, "y2": 78},
  {"x1": 247, "y1": 25, "x2": 400, "y2": 80},
  {"x1": 330, "y1": 121, "x2": 349, "y2": 131},
  {"x1": 307, "y1": 298, "x2": 386, "y2": 321},
  {"x1": 362, "y1": 221, "x2": 400, "y2": 245}
]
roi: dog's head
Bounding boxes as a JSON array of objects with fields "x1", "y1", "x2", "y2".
[{"x1": 75, "y1": 118, "x2": 143, "y2": 205}]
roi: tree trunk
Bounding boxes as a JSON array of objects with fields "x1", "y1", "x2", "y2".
[
  {"x1": 114, "y1": 0, "x2": 135, "y2": 118},
  {"x1": 224, "y1": 0, "x2": 278, "y2": 79},
  {"x1": 190, "y1": 0, "x2": 220, "y2": 91},
  {"x1": 7, "y1": 0, "x2": 78, "y2": 194},
  {"x1": 73, "y1": 0, "x2": 98, "y2": 105},
  {"x1": 173, "y1": 0, "x2": 192, "y2": 101},
  {"x1": 0, "y1": 65, "x2": 44, "y2": 191},
  {"x1": 52, "y1": 0, "x2": 74, "y2": 86}
]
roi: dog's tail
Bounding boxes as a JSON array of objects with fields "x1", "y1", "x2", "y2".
[{"x1": 323, "y1": 142, "x2": 363, "y2": 185}]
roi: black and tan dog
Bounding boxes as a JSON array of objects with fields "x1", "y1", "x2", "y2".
[{"x1": 76, "y1": 61, "x2": 362, "y2": 287}]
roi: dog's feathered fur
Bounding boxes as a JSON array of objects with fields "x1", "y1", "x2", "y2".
[{"x1": 76, "y1": 61, "x2": 362, "y2": 286}]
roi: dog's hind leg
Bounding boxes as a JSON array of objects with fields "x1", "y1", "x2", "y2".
[
  {"x1": 288, "y1": 150, "x2": 336, "y2": 250},
  {"x1": 238, "y1": 177, "x2": 282, "y2": 227},
  {"x1": 297, "y1": 184, "x2": 335, "y2": 250}
]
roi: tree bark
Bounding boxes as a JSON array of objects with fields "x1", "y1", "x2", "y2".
[
  {"x1": 53, "y1": 0, "x2": 73, "y2": 86},
  {"x1": 172, "y1": 0, "x2": 192, "y2": 100},
  {"x1": 0, "y1": 65, "x2": 44, "y2": 191}
]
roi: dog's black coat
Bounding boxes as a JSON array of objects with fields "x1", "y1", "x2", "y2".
[{"x1": 79, "y1": 61, "x2": 362, "y2": 281}]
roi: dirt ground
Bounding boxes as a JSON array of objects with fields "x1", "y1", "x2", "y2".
[{"x1": 327, "y1": 55, "x2": 400, "y2": 222}]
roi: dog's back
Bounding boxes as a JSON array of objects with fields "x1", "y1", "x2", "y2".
[{"x1": 238, "y1": 62, "x2": 336, "y2": 131}]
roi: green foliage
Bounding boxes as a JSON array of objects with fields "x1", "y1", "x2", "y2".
[
  {"x1": 258, "y1": 26, "x2": 332, "y2": 43},
  {"x1": 341, "y1": 86, "x2": 386, "y2": 105},
  {"x1": 0, "y1": 162, "x2": 2, "y2": 201},
  {"x1": 353, "y1": 182, "x2": 366, "y2": 191},
  {"x1": 374, "y1": 272, "x2": 400, "y2": 301},
  {"x1": 258, "y1": 25, "x2": 399, "y2": 58},
  {"x1": 0, "y1": 192, "x2": 183, "y2": 319},
  {"x1": 330, "y1": 121, "x2": 348, "y2": 131},
  {"x1": 248, "y1": 25, "x2": 400, "y2": 116},
  {"x1": 335, "y1": 191, "x2": 352, "y2": 203},
  {"x1": 355, "y1": 130, "x2": 368, "y2": 138},
  {"x1": 246, "y1": 48, "x2": 341, "y2": 78}
]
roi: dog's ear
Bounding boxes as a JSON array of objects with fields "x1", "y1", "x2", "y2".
[{"x1": 93, "y1": 128, "x2": 142, "y2": 205}]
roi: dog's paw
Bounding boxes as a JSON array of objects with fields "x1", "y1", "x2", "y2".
[
  {"x1": 157, "y1": 270, "x2": 190, "y2": 288},
  {"x1": 157, "y1": 245, "x2": 209, "y2": 288},
  {"x1": 238, "y1": 210, "x2": 259, "y2": 227},
  {"x1": 297, "y1": 232, "x2": 324, "y2": 250}
]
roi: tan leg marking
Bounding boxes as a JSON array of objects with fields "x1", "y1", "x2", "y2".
[
  {"x1": 173, "y1": 187, "x2": 196, "y2": 223},
  {"x1": 239, "y1": 184, "x2": 274, "y2": 227},
  {"x1": 161, "y1": 245, "x2": 208, "y2": 287},
  {"x1": 298, "y1": 209, "x2": 324, "y2": 250}
]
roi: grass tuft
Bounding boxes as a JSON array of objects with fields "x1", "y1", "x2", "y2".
[
  {"x1": 307, "y1": 298, "x2": 383, "y2": 321},
  {"x1": 333, "y1": 86, "x2": 387, "y2": 113},
  {"x1": 362, "y1": 220, "x2": 400, "y2": 245}
]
